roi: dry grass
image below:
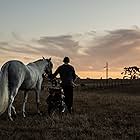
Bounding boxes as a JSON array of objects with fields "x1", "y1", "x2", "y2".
[{"x1": 0, "y1": 87, "x2": 140, "y2": 140}]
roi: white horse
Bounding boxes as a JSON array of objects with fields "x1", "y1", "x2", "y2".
[{"x1": 0, "y1": 57, "x2": 53, "y2": 121}]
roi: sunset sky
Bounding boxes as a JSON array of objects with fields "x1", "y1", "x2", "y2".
[{"x1": 0, "y1": 0, "x2": 140, "y2": 79}]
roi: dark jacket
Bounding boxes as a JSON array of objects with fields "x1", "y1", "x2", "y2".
[{"x1": 53, "y1": 64, "x2": 76, "y2": 86}]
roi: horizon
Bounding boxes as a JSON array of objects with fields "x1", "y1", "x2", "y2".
[{"x1": 1, "y1": 0, "x2": 140, "y2": 79}]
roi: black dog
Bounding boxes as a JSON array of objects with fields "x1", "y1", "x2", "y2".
[{"x1": 46, "y1": 87, "x2": 65, "y2": 116}]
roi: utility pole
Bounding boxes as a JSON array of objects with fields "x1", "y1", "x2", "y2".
[{"x1": 104, "y1": 62, "x2": 108, "y2": 79}]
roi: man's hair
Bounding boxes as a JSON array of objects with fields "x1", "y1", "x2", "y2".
[{"x1": 63, "y1": 57, "x2": 70, "y2": 63}]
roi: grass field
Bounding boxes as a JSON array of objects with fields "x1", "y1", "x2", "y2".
[{"x1": 0, "y1": 85, "x2": 140, "y2": 140}]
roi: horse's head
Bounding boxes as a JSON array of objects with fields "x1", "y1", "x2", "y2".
[{"x1": 42, "y1": 57, "x2": 53, "y2": 78}]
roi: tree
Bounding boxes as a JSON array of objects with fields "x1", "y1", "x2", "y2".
[{"x1": 121, "y1": 66, "x2": 140, "y2": 79}]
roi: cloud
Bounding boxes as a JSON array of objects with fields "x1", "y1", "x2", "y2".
[
  {"x1": 36, "y1": 35, "x2": 80, "y2": 57},
  {"x1": 1, "y1": 28, "x2": 140, "y2": 77},
  {"x1": 84, "y1": 28, "x2": 140, "y2": 70}
]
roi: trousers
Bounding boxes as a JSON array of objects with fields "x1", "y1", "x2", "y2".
[{"x1": 62, "y1": 85, "x2": 73, "y2": 113}]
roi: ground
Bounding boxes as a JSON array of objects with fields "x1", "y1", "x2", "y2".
[{"x1": 0, "y1": 84, "x2": 140, "y2": 140}]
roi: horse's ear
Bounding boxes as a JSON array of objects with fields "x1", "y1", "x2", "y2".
[
  {"x1": 42, "y1": 56, "x2": 45, "y2": 60},
  {"x1": 48, "y1": 57, "x2": 51, "y2": 61}
]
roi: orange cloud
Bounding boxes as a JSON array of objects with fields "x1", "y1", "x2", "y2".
[{"x1": 1, "y1": 28, "x2": 140, "y2": 79}]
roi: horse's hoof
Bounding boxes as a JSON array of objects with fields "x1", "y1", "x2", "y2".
[
  {"x1": 23, "y1": 114, "x2": 26, "y2": 118},
  {"x1": 9, "y1": 116, "x2": 13, "y2": 121},
  {"x1": 23, "y1": 112, "x2": 27, "y2": 118}
]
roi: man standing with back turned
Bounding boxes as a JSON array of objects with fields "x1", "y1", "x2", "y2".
[{"x1": 52, "y1": 57, "x2": 76, "y2": 113}]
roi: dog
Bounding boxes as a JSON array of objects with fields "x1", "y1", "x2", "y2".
[{"x1": 46, "y1": 87, "x2": 66, "y2": 116}]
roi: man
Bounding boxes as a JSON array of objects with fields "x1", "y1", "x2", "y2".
[{"x1": 52, "y1": 57, "x2": 76, "y2": 113}]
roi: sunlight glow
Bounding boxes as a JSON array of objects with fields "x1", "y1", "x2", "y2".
[{"x1": 77, "y1": 71, "x2": 122, "y2": 79}]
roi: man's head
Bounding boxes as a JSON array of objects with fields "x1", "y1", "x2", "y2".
[{"x1": 63, "y1": 57, "x2": 70, "y2": 64}]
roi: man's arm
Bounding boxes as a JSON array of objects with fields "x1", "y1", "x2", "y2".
[
  {"x1": 52, "y1": 66, "x2": 60, "y2": 79},
  {"x1": 72, "y1": 67, "x2": 76, "y2": 81}
]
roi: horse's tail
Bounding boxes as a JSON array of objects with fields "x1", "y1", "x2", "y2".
[{"x1": 0, "y1": 63, "x2": 9, "y2": 115}]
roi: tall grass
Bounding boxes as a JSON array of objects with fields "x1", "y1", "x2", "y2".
[{"x1": 0, "y1": 88, "x2": 140, "y2": 140}]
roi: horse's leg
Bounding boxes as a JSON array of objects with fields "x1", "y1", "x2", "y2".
[
  {"x1": 8, "y1": 88, "x2": 18, "y2": 121},
  {"x1": 8, "y1": 95, "x2": 14, "y2": 121},
  {"x1": 11, "y1": 105, "x2": 16, "y2": 115},
  {"x1": 35, "y1": 79, "x2": 43, "y2": 115},
  {"x1": 22, "y1": 91, "x2": 28, "y2": 118},
  {"x1": 35, "y1": 89, "x2": 41, "y2": 115}
]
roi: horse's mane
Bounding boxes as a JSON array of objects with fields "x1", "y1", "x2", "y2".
[
  {"x1": 27, "y1": 58, "x2": 52, "y2": 68},
  {"x1": 33, "y1": 59, "x2": 43, "y2": 64},
  {"x1": 27, "y1": 59, "x2": 44, "y2": 66}
]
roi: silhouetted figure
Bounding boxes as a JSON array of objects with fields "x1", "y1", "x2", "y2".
[{"x1": 52, "y1": 57, "x2": 76, "y2": 113}]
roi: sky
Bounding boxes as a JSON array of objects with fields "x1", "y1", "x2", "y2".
[{"x1": 0, "y1": 0, "x2": 140, "y2": 78}]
